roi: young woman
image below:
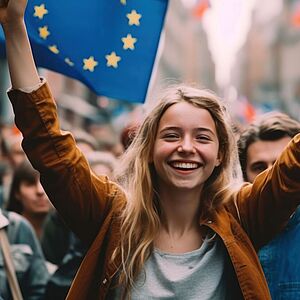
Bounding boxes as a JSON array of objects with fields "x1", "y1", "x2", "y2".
[{"x1": 1, "y1": 1, "x2": 300, "y2": 299}]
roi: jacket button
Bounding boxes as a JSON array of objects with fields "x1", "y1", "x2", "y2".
[{"x1": 102, "y1": 278, "x2": 107, "y2": 285}]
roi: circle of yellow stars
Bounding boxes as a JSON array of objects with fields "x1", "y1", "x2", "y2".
[{"x1": 33, "y1": 1, "x2": 142, "y2": 72}]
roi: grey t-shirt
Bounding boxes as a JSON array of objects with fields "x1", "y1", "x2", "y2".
[{"x1": 109, "y1": 233, "x2": 234, "y2": 299}]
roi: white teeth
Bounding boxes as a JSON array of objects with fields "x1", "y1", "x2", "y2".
[{"x1": 172, "y1": 162, "x2": 198, "y2": 169}]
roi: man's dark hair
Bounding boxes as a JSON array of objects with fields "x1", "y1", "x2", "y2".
[{"x1": 238, "y1": 112, "x2": 300, "y2": 181}]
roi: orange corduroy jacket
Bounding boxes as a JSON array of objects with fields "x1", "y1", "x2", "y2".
[{"x1": 8, "y1": 82, "x2": 300, "y2": 300}]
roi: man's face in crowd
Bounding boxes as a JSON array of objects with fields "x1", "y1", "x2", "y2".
[{"x1": 245, "y1": 136, "x2": 292, "y2": 183}]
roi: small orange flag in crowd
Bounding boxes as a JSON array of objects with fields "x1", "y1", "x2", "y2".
[
  {"x1": 291, "y1": 3, "x2": 300, "y2": 27},
  {"x1": 192, "y1": 0, "x2": 210, "y2": 20}
]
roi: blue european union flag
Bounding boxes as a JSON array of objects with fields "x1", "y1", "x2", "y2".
[{"x1": 0, "y1": 0, "x2": 168, "y2": 103}]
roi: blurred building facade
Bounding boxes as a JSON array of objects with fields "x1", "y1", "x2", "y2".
[
  {"x1": 238, "y1": 0, "x2": 300, "y2": 121},
  {"x1": 1, "y1": 0, "x2": 300, "y2": 128},
  {"x1": 151, "y1": 0, "x2": 300, "y2": 122},
  {"x1": 148, "y1": 0, "x2": 216, "y2": 106}
]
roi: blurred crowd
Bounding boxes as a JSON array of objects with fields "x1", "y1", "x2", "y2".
[
  {"x1": 0, "y1": 118, "x2": 138, "y2": 300},
  {"x1": 0, "y1": 105, "x2": 299, "y2": 299}
]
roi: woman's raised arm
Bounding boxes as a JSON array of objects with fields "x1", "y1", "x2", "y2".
[
  {"x1": 1, "y1": 0, "x2": 121, "y2": 245},
  {"x1": 0, "y1": 0, "x2": 40, "y2": 89}
]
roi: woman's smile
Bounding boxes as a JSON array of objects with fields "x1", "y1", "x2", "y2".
[
  {"x1": 168, "y1": 160, "x2": 201, "y2": 170},
  {"x1": 152, "y1": 102, "x2": 220, "y2": 192}
]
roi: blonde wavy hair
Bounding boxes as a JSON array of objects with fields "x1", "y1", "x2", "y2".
[{"x1": 113, "y1": 84, "x2": 239, "y2": 298}]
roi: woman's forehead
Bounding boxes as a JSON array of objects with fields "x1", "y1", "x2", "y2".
[{"x1": 158, "y1": 102, "x2": 217, "y2": 133}]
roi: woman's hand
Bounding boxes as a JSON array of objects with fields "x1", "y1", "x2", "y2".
[
  {"x1": 0, "y1": 0, "x2": 27, "y2": 30},
  {"x1": 0, "y1": 0, "x2": 40, "y2": 89}
]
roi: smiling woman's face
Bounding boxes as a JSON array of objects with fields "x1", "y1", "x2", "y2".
[{"x1": 152, "y1": 102, "x2": 221, "y2": 194}]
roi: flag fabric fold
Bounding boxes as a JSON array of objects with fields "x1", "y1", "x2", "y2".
[{"x1": 0, "y1": 0, "x2": 168, "y2": 103}]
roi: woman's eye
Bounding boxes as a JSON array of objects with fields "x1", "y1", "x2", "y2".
[
  {"x1": 163, "y1": 133, "x2": 179, "y2": 140},
  {"x1": 196, "y1": 135, "x2": 211, "y2": 141}
]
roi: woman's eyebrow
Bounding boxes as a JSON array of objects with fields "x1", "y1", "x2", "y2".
[
  {"x1": 159, "y1": 126, "x2": 181, "y2": 133},
  {"x1": 194, "y1": 127, "x2": 216, "y2": 135},
  {"x1": 159, "y1": 126, "x2": 216, "y2": 136}
]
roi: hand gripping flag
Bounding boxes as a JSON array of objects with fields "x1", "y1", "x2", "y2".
[{"x1": 0, "y1": 0, "x2": 168, "y2": 103}]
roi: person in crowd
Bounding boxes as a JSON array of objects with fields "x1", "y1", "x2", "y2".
[
  {"x1": 120, "y1": 123, "x2": 140, "y2": 151},
  {"x1": 85, "y1": 150, "x2": 117, "y2": 178},
  {"x1": 1, "y1": 2, "x2": 300, "y2": 299},
  {"x1": 88, "y1": 123, "x2": 124, "y2": 157},
  {"x1": 0, "y1": 208, "x2": 49, "y2": 299},
  {"x1": 0, "y1": 126, "x2": 26, "y2": 208},
  {"x1": 1, "y1": 131, "x2": 25, "y2": 169},
  {"x1": 238, "y1": 111, "x2": 300, "y2": 299},
  {"x1": 0, "y1": 129, "x2": 49, "y2": 299},
  {"x1": 72, "y1": 129, "x2": 99, "y2": 155},
  {"x1": 6, "y1": 159, "x2": 52, "y2": 240}
]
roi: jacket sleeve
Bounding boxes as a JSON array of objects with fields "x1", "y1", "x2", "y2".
[
  {"x1": 8, "y1": 82, "x2": 123, "y2": 245},
  {"x1": 236, "y1": 133, "x2": 300, "y2": 250}
]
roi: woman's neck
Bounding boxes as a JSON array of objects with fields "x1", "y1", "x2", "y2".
[
  {"x1": 159, "y1": 187, "x2": 202, "y2": 229},
  {"x1": 154, "y1": 187, "x2": 204, "y2": 253}
]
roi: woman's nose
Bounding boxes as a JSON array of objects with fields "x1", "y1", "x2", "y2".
[{"x1": 178, "y1": 137, "x2": 196, "y2": 154}]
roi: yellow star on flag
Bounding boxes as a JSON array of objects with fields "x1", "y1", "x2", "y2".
[
  {"x1": 105, "y1": 52, "x2": 121, "y2": 68},
  {"x1": 83, "y1": 56, "x2": 98, "y2": 72},
  {"x1": 48, "y1": 45, "x2": 59, "y2": 54},
  {"x1": 127, "y1": 10, "x2": 141, "y2": 26},
  {"x1": 39, "y1": 26, "x2": 50, "y2": 40},
  {"x1": 120, "y1": 0, "x2": 126, "y2": 4},
  {"x1": 122, "y1": 34, "x2": 137, "y2": 50},
  {"x1": 65, "y1": 58, "x2": 75, "y2": 67},
  {"x1": 34, "y1": 4, "x2": 48, "y2": 20}
]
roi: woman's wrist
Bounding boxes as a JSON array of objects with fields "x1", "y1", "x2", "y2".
[
  {"x1": 4, "y1": 17, "x2": 40, "y2": 89},
  {"x1": 2, "y1": 18, "x2": 25, "y2": 36}
]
